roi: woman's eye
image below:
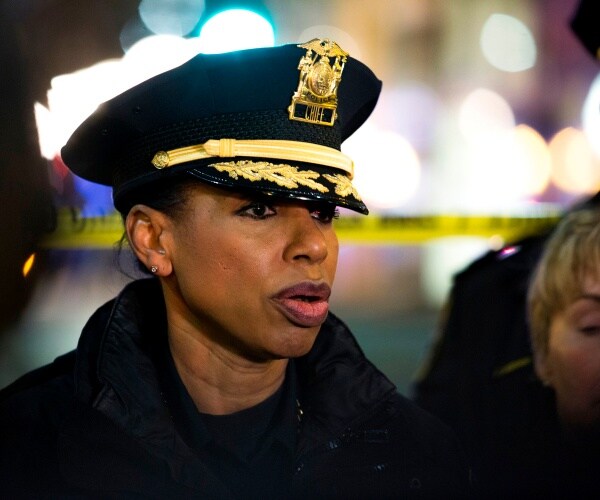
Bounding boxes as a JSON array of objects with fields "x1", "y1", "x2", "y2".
[
  {"x1": 579, "y1": 325, "x2": 600, "y2": 336},
  {"x1": 311, "y1": 205, "x2": 340, "y2": 224},
  {"x1": 574, "y1": 310, "x2": 600, "y2": 335},
  {"x1": 239, "y1": 202, "x2": 277, "y2": 219}
]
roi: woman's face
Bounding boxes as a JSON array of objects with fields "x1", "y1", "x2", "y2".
[
  {"x1": 540, "y1": 275, "x2": 600, "y2": 431},
  {"x1": 163, "y1": 183, "x2": 339, "y2": 362}
]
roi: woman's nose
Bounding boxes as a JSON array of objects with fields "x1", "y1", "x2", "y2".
[{"x1": 282, "y1": 208, "x2": 331, "y2": 264}]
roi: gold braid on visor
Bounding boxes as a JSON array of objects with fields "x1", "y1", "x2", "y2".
[{"x1": 151, "y1": 139, "x2": 354, "y2": 179}]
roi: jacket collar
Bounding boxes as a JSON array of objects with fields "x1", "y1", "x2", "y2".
[
  {"x1": 295, "y1": 308, "x2": 396, "y2": 454},
  {"x1": 65, "y1": 278, "x2": 396, "y2": 482}
]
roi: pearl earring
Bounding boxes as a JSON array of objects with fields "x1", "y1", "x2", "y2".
[{"x1": 150, "y1": 265, "x2": 158, "y2": 273}]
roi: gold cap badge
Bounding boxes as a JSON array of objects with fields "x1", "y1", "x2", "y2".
[{"x1": 288, "y1": 39, "x2": 348, "y2": 127}]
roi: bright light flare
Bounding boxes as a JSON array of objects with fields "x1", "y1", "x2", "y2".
[
  {"x1": 122, "y1": 35, "x2": 204, "y2": 82},
  {"x1": 35, "y1": 59, "x2": 122, "y2": 160},
  {"x1": 197, "y1": 9, "x2": 274, "y2": 54},
  {"x1": 35, "y1": 35, "x2": 205, "y2": 160},
  {"x1": 343, "y1": 125, "x2": 421, "y2": 210}
]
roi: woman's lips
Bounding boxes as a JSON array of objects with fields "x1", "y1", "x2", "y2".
[{"x1": 272, "y1": 282, "x2": 331, "y2": 327}]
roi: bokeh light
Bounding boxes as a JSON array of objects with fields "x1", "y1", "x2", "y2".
[
  {"x1": 549, "y1": 127, "x2": 600, "y2": 195},
  {"x1": 480, "y1": 13, "x2": 536, "y2": 72},
  {"x1": 35, "y1": 35, "x2": 205, "y2": 161},
  {"x1": 139, "y1": 0, "x2": 205, "y2": 36},
  {"x1": 458, "y1": 88, "x2": 515, "y2": 141},
  {"x1": 22, "y1": 254, "x2": 36, "y2": 278},
  {"x1": 512, "y1": 125, "x2": 553, "y2": 196},
  {"x1": 582, "y1": 73, "x2": 600, "y2": 158},
  {"x1": 35, "y1": 59, "x2": 123, "y2": 160},
  {"x1": 374, "y1": 85, "x2": 441, "y2": 151},
  {"x1": 343, "y1": 125, "x2": 421, "y2": 210},
  {"x1": 462, "y1": 125, "x2": 552, "y2": 206},
  {"x1": 197, "y1": 9, "x2": 274, "y2": 54},
  {"x1": 456, "y1": 88, "x2": 550, "y2": 206}
]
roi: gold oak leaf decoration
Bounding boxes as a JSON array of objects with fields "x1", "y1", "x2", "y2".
[
  {"x1": 323, "y1": 173, "x2": 361, "y2": 200},
  {"x1": 211, "y1": 161, "x2": 330, "y2": 193}
]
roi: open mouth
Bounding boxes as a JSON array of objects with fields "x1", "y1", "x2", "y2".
[
  {"x1": 273, "y1": 282, "x2": 331, "y2": 327},
  {"x1": 293, "y1": 295, "x2": 321, "y2": 303},
  {"x1": 275, "y1": 282, "x2": 331, "y2": 301}
]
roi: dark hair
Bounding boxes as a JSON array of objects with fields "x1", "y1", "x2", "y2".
[
  {"x1": 115, "y1": 174, "x2": 200, "y2": 277},
  {"x1": 116, "y1": 174, "x2": 201, "y2": 220}
]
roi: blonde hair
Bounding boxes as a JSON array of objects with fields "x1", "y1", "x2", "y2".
[{"x1": 528, "y1": 207, "x2": 600, "y2": 357}]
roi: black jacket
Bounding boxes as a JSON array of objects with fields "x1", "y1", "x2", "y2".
[{"x1": 1, "y1": 279, "x2": 471, "y2": 498}]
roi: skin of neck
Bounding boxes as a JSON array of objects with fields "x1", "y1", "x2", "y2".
[{"x1": 164, "y1": 298, "x2": 288, "y2": 416}]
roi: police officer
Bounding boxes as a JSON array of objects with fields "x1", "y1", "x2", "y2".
[{"x1": 0, "y1": 40, "x2": 471, "y2": 498}]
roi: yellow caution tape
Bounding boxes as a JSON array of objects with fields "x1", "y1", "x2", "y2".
[
  {"x1": 42, "y1": 210, "x2": 126, "y2": 249},
  {"x1": 41, "y1": 209, "x2": 562, "y2": 249},
  {"x1": 333, "y1": 213, "x2": 561, "y2": 244}
]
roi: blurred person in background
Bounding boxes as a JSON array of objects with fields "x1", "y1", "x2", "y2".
[
  {"x1": 426, "y1": 207, "x2": 600, "y2": 496},
  {"x1": 0, "y1": 40, "x2": 471, "y2": 498},
  {"x1": 413, "y1": 0, "x2": 599, "y2": 496},
  {"x1": 522, "y1": 207, "x2": 600, "y2": 494}
]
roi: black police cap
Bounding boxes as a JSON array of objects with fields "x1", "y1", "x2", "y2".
[
  {"x1": 61, "y1": 39, "x2": 382, "y2": 214},
  {"x1": 570, "y1": 0, "x2": 600, "y2": 60}
]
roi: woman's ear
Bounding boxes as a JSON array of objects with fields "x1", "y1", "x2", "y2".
[{"x1": 125, "y1": 204, "x2": 173, "y2": 276}]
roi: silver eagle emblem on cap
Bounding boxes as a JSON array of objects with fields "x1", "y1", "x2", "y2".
[{"x1": 288, "y1": 38, "x2": 348, "y2": 127}]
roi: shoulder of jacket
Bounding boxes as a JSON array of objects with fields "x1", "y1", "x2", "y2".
[{"x1": 453, "y1": 231, "x2": 551, "y2": 284}]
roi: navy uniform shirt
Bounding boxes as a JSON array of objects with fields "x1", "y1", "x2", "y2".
[{"x1": 160, "y1": 344, "x2": 298, "y2": 499}]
